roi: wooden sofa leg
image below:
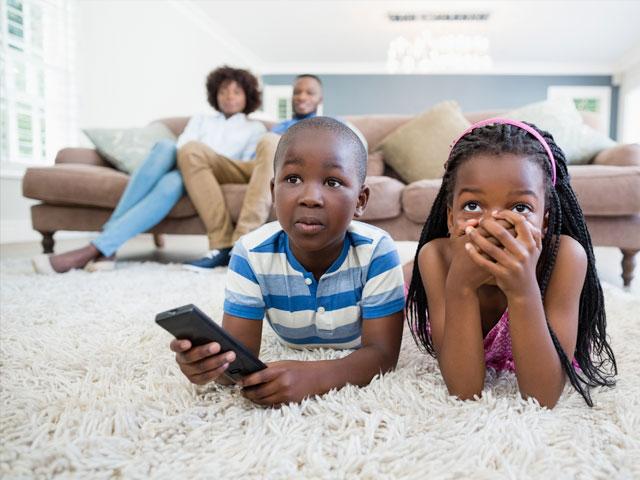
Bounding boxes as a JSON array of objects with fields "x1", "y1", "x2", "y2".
[
  {"x1": 39, "y1": 231, "x2": 55, "y2": 254},
  {"x1": 621, "y1": 249, "x2": 638, "y2": 287},
  {"x1": 153, "y1": 233, "x2": 165, "y2": 249}
]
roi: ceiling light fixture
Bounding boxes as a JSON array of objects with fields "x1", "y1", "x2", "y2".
[{"x1": 386, "y1": 31, "x2": 492, "y2": 74}]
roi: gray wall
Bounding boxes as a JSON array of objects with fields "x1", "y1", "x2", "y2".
[{"x1": 263, "y1": 74, "x2": 618, "y2": 139}]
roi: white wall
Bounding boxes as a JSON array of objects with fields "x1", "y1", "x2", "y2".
[
  {"x1": 1, "y1": 0, "x2": 254, "y2": 244},
  {"x1": 76, "y1": 0, "x2": 260, "y2": 130},
  {"x1": 0, "y1": 177, "x2": 40, "y2": 244},
  {"x1": 617, "y1": 60, "x2": 640, "y2": 143}
]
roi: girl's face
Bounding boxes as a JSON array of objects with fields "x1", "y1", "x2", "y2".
[
  {"x1": 447, "y1": 153, "x2": 547, "y2": 236},
  {"x1": 217, "y1": 80, "x2": 246, "y2": 117}
]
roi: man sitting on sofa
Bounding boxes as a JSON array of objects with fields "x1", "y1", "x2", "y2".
[{"x1": 179, "y1": 74, "x2": 325, "y2": 270}]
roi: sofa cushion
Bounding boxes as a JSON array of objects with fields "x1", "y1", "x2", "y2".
[
  {"x1": 401, "y1": 166, "x2": 640, "y2": 223},
  {"x1": 55, "y1": 148, "x2": 113, "y2": 168},
  {"x1": 23, "y1": 164, "x2": 131, "y2": 209},
  {"x1": 156, "y1": 116, "x2": 275, "y2": 138},
  {"x1": 345, "y1": 115, "x2": 413, "y2": 151},
  {"x1": 21, "y1": 165, "x2": 278, "y2": 222},
  {"x1": 593, "y1": 143, "x2": 640, "y2": 167},
  {"x1": 401, "y1": 179, "x2": 443, "y2": 224},
  {"x1": 23, "y1": 164, "x2": 196, "y2": 219},
  {"x1": 378, "y1": 101, "x2": 470, "y2": 183},
  {"x1": 83, "y1": 122, "x2": 177, "y2": 173},
  {"x1": 568, "y1": 165, "x2": 640, "y2": 216},
  {"x1": 366, "y1": 151, "x2": 385, "y2": 177},
  {"x1": 360, "y1": 176, "x2": 405, "y2": 221}
]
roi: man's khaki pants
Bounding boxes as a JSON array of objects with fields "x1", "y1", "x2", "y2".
[{"x1": 177, "y1": 133, "x2": 280, "y2": 250}]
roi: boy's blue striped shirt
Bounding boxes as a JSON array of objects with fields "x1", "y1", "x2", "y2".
[{"x1": 224, "y1": 221, "x2": 405, "y2": 349}]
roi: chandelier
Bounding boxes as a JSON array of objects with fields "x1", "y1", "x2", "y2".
[{"x1": 386, "y1": 31, "x2": 492, "y2": 73}]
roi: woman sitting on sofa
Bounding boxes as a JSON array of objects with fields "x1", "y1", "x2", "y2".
[{"x1": 32, "y1": 65, "x2": 266, "y2": 274}]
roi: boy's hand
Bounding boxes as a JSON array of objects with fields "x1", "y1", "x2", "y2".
[
  {"x1": 239, "y1": 360, "x2": 318, "y2": 407},
  {"x1": 170, "y1": 339, "x2": 236, "y2": 385}
]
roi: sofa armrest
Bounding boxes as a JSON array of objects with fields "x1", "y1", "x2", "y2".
[
  {"x1": 593, "y1": 143, "x2": 640, "y2": 167},
  {"x1": 55, "y1": 147, "x2": 114, "y2": 168}
]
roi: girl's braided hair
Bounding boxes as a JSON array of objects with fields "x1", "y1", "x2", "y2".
[{"x1": 405, "y1": 122, "x2": 617, "y2": 406}]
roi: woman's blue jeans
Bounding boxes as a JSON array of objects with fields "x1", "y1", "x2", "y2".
[{"x1": 92, "y1": 139, "x2": 185, "y2": 256}]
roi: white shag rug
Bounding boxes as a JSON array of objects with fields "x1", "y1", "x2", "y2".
[{"x1": 1, "y1": 256, "x2": 639, "y2": 479}]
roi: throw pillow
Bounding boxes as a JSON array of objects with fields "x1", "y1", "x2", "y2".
[
  {"x1": 504, "y1": 100, "x2": 616, "y2": 165},
  {"x1": 83, "y1": 122, "x2": 177, "y2": 173},
  {"x1": 378, "y1": 101, "x2": 471, "y2": 183}
]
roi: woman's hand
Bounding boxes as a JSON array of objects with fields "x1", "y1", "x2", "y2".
[{"x1": 464, "y1": 210, "x2": 542, "y2": 299}]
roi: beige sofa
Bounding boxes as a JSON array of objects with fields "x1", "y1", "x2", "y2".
[{"x1": 22, "y1": 113, "x2": 640, "y2": 285}]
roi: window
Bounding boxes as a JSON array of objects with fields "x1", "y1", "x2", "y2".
[
  {"x1": 262, "y1": 85, "x2": 293, "y2": 121},
  {"x1": 0, "y1": 0, "x2": 77, "y2": 174}
]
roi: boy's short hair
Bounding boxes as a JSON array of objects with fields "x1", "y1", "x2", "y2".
[{"x1": 273, "y1": 117, "x2": 368, "y2": 184}]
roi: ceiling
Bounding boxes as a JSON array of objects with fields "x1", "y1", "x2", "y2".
[{"x1": 190, "y1": 0, "x2": 640, "y2": 74}]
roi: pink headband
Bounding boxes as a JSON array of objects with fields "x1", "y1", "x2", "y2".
[{"x1": 450, "y1": 117, "x2": 557, "y2": 185}]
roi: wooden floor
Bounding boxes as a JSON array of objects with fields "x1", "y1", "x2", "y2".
[{"x1": 1, "y1": 233, "x2": 637, "y2": 295}]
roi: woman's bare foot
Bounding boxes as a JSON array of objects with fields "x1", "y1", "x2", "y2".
[{"x1": 47, "y1": 244, "x2": 101, "y2": 273}]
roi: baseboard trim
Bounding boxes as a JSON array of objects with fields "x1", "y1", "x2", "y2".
[{"x1": 0, "y1": 220, "x2": 95, "y2": 245}]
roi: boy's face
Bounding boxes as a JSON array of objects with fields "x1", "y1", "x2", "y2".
[
  {"x1": 292, "y1": 77, "x2": 322, "y2": 117},
  {"x1": 271, "y1": 129, "x2": 369, "y2": 262}
]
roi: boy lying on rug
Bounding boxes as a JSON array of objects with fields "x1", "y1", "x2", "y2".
[{"x1": 169, "y1": 117, "x2": 405, "y2": 407}]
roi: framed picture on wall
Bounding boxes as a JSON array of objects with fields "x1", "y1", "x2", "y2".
[
  {"x1": 257, "y1": 84, "x2": 324, "y2": 122},
  {"x1": 547, "y1": 86, "x2": 612, "y2": 135},
  {"x1": 261, "y1": 85, "x2": 293, "y2": 121}
]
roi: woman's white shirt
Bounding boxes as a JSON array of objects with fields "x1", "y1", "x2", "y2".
[{"x1": 176, "y1": 112, "x2": 266, "y2": 161}]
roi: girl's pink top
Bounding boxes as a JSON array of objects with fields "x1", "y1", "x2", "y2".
[
  {"x1": 483, "y1": 310, "x2": 580, "y2": 372},
  {"x1": 483, "y1": 310, "x2": 515, "y2": 371}
]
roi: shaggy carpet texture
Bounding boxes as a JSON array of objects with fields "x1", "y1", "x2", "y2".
[{"x1": 1, "y1": 258, "x2": 639, "y2": 479}]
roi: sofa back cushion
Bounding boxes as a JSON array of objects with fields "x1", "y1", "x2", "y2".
[{"x1": 158, "y1": 116, "x2": 277, "y2": 138}]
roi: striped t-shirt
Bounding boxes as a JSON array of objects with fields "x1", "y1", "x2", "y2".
[{"x1": 223, "y1": 221, "x2": 405, "y2": 349}]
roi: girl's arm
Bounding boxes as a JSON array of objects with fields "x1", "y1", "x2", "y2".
[
  {"x1": 510, "y1": 236, "x2": 584, "y2": 406},
  {"x1": 467, "y1": 212, "x2": 585, "y2": 408},
  {"x1": 419, "y1": 238, "x2": 490, "y2": 399}
]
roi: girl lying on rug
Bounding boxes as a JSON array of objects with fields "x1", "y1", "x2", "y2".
[{"x1": 405, "y1": 118, "x2": 617, "y2": 408}]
